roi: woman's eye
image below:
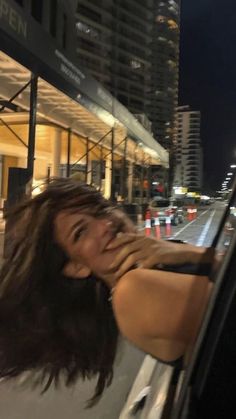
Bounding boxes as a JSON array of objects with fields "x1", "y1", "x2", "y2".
[{"x1": 74, "y1": 227, "x2": 86, "y2": 242}]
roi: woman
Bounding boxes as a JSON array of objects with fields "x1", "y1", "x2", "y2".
[{"x1": 0, "y1": 178, "x2": 214, "y2": 405}]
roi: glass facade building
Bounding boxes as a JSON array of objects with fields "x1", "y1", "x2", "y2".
[
  {"x1": 175, "y1": 106, "x2": 203, "y2": 193},
  {"x1": 74, "y1": 0, "x2": 153, "y2": 117},
  {"x1": 149, "y1": 0, "x2": 180, "y2": 151}
]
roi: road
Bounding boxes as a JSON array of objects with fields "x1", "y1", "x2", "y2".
[
  {"x1": 0, "y1": 201, "x2": 225, "y2": 419},
  {"x1": 168, "y1": 201, "x2": 225, "y2": 246}
]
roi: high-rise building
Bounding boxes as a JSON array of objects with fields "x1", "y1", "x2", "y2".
[
  {"x1": 71, "y1": 0, "x2": 181, "y2": 197},
  {"x1": 175, "y1": 106, "x2": 203, "y2": 193},
  {"x1": 147, "y1": 0, "x2": 180, "y2": 198},
  {"x1": 149, "y1": 0, "x2": 180, "y2": 150},
  {"x1": 73, "y1": 0, "x2": 153, "y2": 116}
]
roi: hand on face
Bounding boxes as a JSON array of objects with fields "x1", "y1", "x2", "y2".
[
  {"x1": 97, "y1": 233, "x2": 167, "y2": 281},
  {"x1": 99, "y1": 235, "x2": 211, "y2": 282}
]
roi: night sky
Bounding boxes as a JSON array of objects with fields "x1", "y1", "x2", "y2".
[{"x1": 179, "y1": 0, "x2": 236, "y2": 193}]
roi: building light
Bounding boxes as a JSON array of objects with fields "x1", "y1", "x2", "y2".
[
  {"x1": 130, "y1": 59, "x2": 141, "y2": 69},
  {"x1": 167, "y1": 19, "x2": 178, "y2": 29},
  {"x1": 156, "y1": 15, "x2": 167, "y2": 23},
  {"x1": 76, "y1": 21, "x2": 99, "y2": 38},
  {"x1": 158, "y1": 36, "x2": 167, "y2": 42}
]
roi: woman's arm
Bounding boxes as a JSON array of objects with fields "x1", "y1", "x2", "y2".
[{"x1": 112, "y1": 268, "x2": 212, "y2": 363}]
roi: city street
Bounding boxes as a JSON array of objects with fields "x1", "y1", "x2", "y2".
[
  {"x1": 167, "y1": 201, "x2": 225, "y2": 246},
  {"x1": 0, "y1": 201, "x2": 226, "y2": 419}
]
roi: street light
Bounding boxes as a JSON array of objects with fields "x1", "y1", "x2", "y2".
[{"x1": 230, "y1": 164, "x2": 236, "y2": 168}]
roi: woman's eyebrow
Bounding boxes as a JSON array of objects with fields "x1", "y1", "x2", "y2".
[{"x1": 68, "y1": 219, "x2": 84, "y2": 239}]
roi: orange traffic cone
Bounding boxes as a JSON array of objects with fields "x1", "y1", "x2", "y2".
[
  {"x1": 165, "y1": 215, "x2": 171, "y2": 237},
  {"x1": 145, "y1": 210, "x2": 152, "y2": 236},
  {"x1": 187, "y1": 207, "x2": 192, "y2": 221},
  {"x1": 154, "y1": 211, "x2": 161, "y2": 239}
]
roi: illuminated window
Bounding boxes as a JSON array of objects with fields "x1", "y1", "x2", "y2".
[
  {"x1": 168, "y1": 40, "x2": 174, "y2": 47},
  {"x1": 130, "y1": 59, "x2": 142, "y2": 69},
  {"x1": 167, "y1": 60, "x2": 176, "y2": 68},
  {"x1": 158, "y1": 36, "x2": 167, "y2": 42},
  {"x1": 169, "y1": 6, "x2": 178, "y2": 15},
  {"x1": 167, "y1": 19, "x2": 178, "y2": 29},
  {"x1": 156, "y1": 15, "x2": 167, "y2": 23},
  {"x1": 76, "y1": 21, "x2": 99, "y2": 38}
]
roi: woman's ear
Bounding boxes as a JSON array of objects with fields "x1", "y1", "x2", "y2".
[{"x1": 63, "y1": 261, "x2": 92, "y2": 279}]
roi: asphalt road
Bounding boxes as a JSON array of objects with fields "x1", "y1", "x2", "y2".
[
  {"x1": 169, "y1": 201, "x2": 226, "y2": 246},
  {"x1": 0, "y1": 201, "x2": 226, "y2": 419}
]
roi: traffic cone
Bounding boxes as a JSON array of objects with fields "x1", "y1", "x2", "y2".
[
  {"x1": 154, "y1": 211, "x2": 161, "y2": 239},
  {"x1": 187, "y1": 207, "x2": 192, "y2": 221},
  {"x1": 193, "y1": 206, "x2": 197, "y2": 219},
  {"x1": 145, "y1": 210, "x2": 152, "y2": 236},
  {"x1": 165, "y1": 216, "x2": 171, "y2": 237}
]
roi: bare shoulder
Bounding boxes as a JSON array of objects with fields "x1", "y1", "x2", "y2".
[
  {"x1": 112, "y1": 269, "x2": 153, "y2": 340},
  {"x1": 112, "y1": 268, "x2": 211, "y2": 348},
  {"x1": 112, "y1": 269, "x2": 150, "y2": 316},
  {"x1": 112, "y1": 268, "x2": 175, "y2": 340}
]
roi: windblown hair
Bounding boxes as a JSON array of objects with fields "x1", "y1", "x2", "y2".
[{"x1": 0, "y1": 178, "x2": 120, "y2": 406}]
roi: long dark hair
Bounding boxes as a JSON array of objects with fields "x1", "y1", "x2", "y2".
[{"x1": 0, "y1": 178, "x2": 120, "y2": 406}]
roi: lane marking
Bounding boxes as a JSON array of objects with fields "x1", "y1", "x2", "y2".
[
  {"x1": 173, "y1": 210, "x2": 209, "y2": 238},
  {"x1": 196, "y1": 210, "x2": 216, "y2": 246}
]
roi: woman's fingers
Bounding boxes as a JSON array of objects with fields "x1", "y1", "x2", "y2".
[
  {"x1": 108, "y1": 236, "x2": 147, "y2": 269},
  {"x1": 113, "y1": 250, "x2": 144, "y2": 279},
  {"x1": 106, "y1": 233, "x2": 138, "y2": 249}
]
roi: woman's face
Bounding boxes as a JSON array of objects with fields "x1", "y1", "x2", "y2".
[{"x1": 54, "y1": 208, "x2": 135, "y2": 281}]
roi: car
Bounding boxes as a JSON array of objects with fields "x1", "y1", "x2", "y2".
[
  {"x1": 148, "y1": 197, "x2": 185, "y2": 226},
  {"x1": 120, "y1": 178, "x2": 236, "y2": 419}
]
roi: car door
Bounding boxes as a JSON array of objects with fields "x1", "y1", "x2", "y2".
[{"x1": 171, "y1": 177, "x2": 236, "y2": 419}]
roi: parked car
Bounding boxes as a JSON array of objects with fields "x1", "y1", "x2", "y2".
[{"x1": 148, "y1": 197, "x2": 185, "y2": 226}]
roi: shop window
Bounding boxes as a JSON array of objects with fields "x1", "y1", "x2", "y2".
[{"x1": 31, "y1": 1, "x2": 43, "y2": 23}]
